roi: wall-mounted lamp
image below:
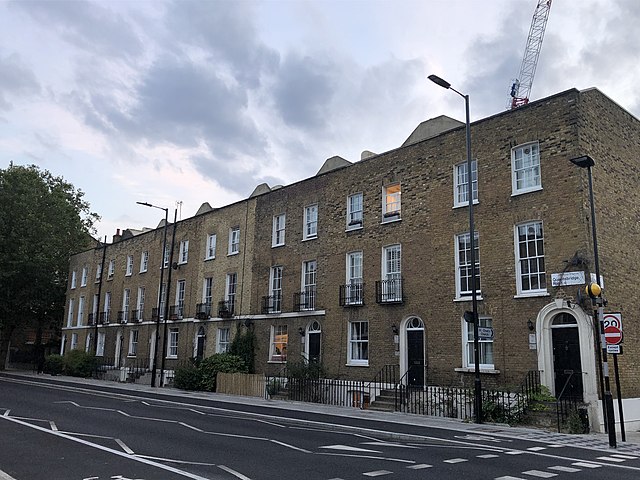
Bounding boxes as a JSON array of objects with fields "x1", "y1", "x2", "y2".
[
  {"x1": 527, "y1": 319, "x2": 534, "y2": 331},
  {"x1": 391, "y1": 324, "x2": 399, "y2": 335},
  {"x1": 298, "y1": 327, "x2": 305, "y2": 336}
]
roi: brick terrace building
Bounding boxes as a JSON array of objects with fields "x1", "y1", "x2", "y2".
[{"x1": 62, "y1": 88, "x2": 640, "y2": 432}]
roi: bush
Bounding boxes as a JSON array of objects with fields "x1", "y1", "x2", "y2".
[
  {"x1": 63, "y1": 350, "x2": 98, "y2": 378},
  {"x1": 43, "y1": 354, "x2": 64, "y2": 375},
  {"x1": 229, "y1": 329, "x2": 256, "y2": 373},
  {"x1": 173, "y1": 360, "x2": 203, "y2": 391},
  {"x1": 286, "y1": 361, "x2": 325, "y2": 379},
  {"x1": 199, "y1": 353, "x2": 248, "y2": 391}
]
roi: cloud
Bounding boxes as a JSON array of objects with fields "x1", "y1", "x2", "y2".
[{"x1": 0, "y1": 52, "x2": 40, "y2": 110}]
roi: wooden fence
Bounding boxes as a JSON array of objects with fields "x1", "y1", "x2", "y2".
[{"x1": 217, "y1": 372, "x2": 265, "y2": 397}]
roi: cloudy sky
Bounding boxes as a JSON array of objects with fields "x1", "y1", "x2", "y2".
[{"x1": 1, "y1": 0, "x2": 639, "y2": 240}]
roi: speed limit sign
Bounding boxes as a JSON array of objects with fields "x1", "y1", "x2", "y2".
[{"x1": 603, "y1": 313, "x2": 623, "y2": 331}]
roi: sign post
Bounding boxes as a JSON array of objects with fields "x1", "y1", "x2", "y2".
[{"x1": 604, "y1": 312, "x2": 626, "y2": 442}]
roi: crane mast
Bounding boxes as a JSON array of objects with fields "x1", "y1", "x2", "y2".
[{"x1": 508, "y1": 0, "x2": 552, "y2": 109}]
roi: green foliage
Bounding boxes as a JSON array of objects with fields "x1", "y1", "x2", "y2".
[
  {"x1": 63, "y1": 350, "x2": 98, "y2": 378},
  {"x1": 531, "y1": 385, "x2": 556, "y2": 402},
  {"x1": 0, "y1": 164, "x2": 99, "y2": 368},
  {"x1": 286, "y1": 361, "x2": 325, "y2": 379},
  {"x1": 566, "y1": 408, "x2": 589, "y2": 434},
  {"x1": 229, "y1": 328, "x2": 256, "y2": 373},
  {"x1": 43, "y1": 354, "x2": 64, "y2": 375},
  {"x1": 173, "y1": 354, "x2": 248, "y2": 392}
]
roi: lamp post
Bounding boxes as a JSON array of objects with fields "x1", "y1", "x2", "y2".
[
  {"x1": 429, "y1": 74, "x2": 482, "y2": 423},
  {"x1": 136, "y1": 201, "x2": 168, "y2": 388},
  {"x1": 569, "y1": 155, "x2": 616, "y2": 447}
]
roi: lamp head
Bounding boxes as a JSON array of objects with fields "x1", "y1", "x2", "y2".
[
  {"x1": 136, "y1": 201, "x2": 152, "y2": 207},
  {"x1": 570, "y1": 155, "x2": 595, "y2": 169},
  {"x1": 428, "y1": 74, "x2": 451, "y2": 90}
]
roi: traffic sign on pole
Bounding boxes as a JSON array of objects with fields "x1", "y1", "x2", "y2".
[{"x1": 604, "y1": 325, "x2": 623, "y2": 346}]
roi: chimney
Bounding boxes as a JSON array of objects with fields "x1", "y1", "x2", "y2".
[{"x1": 113, "y1": 228, "x2": 122, "y2": 243}]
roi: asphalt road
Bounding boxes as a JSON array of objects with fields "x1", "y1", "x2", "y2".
[{"x1": 1, "y1": 374, "x2": 639, "y2": 480}]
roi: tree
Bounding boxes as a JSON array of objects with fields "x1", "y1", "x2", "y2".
[{"x1": 0, "y1": 164, "x2": 99, "y2": 369}]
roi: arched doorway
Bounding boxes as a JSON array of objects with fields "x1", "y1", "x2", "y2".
[
  {"x1": 305, "y1": 320, "x2": 321, "y2": 363},
  {"x1": 551, "y1": 313, "x2": 583, "y2": 401},
  {"x1": 195, "y1": 326, "x2": 206, "y2": 361},
  {"x1": 406, "y1": 317, "x2": 425, "y2": 386},
  {"x1": 114, "y1": 331, "x2": 124, "y2": 367}
]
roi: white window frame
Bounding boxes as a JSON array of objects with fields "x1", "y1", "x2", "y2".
[
  {"x1": 71, "y1": 333, "x2": 78, "y2": 351},
  {"x1": 80, "y1": 267, "x2": 87, "y2": 287},
  {"x1": 85, "y1": 333, "x2": 92, "y2": 353},
  {"x1": 453, "y1": 160, "x2": 478, "y2": 208},
  {"x1": 70, "y1": 271, "x2": 77, "y2": 289},
  {"x1": 168, "y1": 328, "x2": 179, "y2": 358},
  {"x1": 163, "y1": 245, "x2": 169, "y2": 268},
  {"x1": 137, "y1": 287, "x2": 145, "y2": 321},
  {"x1": 217, "y1": 327, "x2": 230, "y2": 353},
  {"x1": 514, "y1": 221, "x2": 547, "y2": 296},
  {"x1": 128, "y1": 330, "x2": 139, "y2": 357},
  {"x1": 77, "y1": 296, "x2": 84, "y2": 326},
  {"x1": 108, "y1": 259, "x2": 115, "y2": 278},
  {"x1": 203, "y1": 277, "x2": 213, "y2": 306},
  {"x1": 159, "y1": 283, "x2": 166, "y2": 320},
  {"x1": 104, "y1": 292, "x2": 111, "y2": 323},
  {"x1": 205, "y1": 234, "x2": 217, "y2": 260},
  {"x1": 454, "y1": 232, "x2": 481, "y2": 299},
  {"x1": 178, "y1": 240, "x2": 189, "y2": 264},
  {"x1": 346, "y1": 193, "x2": 363, "y2": 230},
  {"x1": 92, "y1": 294, "x2": 99, "y2": 322},
  {"x1": 122, "y1": 288, "x2": 130, "y2": 323},
  {"x1": 140, "y1": 251, "x2": 149, "y2": 273},
  {"x1": 175, "y1": 279, "x2": 186, "y2": 318},
  {"x1": 303, "y1": 204, "x2": 318, "y2": 240},
  {"x1": 347, "y1": 320, "x2": 369, "y2": 366},
  {"x1": 225, "y1": 273, "x2": 237, "y2": 314},
  {"x1": 301, "y1": 260, "x2": 317, "y2": 311},
  {"x1": 269, "y1": 266, "x2": 283, "y2": 313},
  {"x1": 345, "y1": 251, "x2": 363, "y2": 305},
  {"x1": 269, "y1": 325, "x2": 288, "y2": 363},
  {"x1": 96, "y1": 332, "x2": 105, "y2": 356},
  {"x1": 382, "y1": 183, "x2": 401, "y2": 221},
  {"x1": 511, "y1": 141, "x2": 541, "y2": 195},
  {"x1": 95, "y1": 263, "x2": 102, "y2": 282},
  {"x1": 272, "y1": 213, "x2": 286, "y2": 247},
  {"x1": 462, "y1": 316, "x2": 494, "y2": 369},
  {"x1": 381, "y1": 244, "x2": 402, "y2": 302},
  {"x1": 126, "y1": 255, "x2": 134, "y2": 276},
  {"x1": 228, "y1": 227, "x2": 240, "y2": 255},
  {"x1": 67, "y1": 298, "x2": 74, "y2": 327}
]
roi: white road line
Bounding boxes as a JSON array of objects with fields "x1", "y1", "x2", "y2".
[
  {"x1": 527, "y1": 447, "x2": 547, "y2": 451},
  {"x1": 521, "y1": 470, "x2": 557, "y2": 478},
  {"x1": 0, "y1": 469, "x2": 17, "y2": 480},
  {"x1": 363, "y1": 471, "x2": 393, "y2": 477},
  {"x1": 2, "y1": 410, "x2": 10, "y2": 417},
  {"x1": 504, "y1": 450, "x2": 526, "y2": 455},
  {"x1": 317, "y1": 452, "x2": 414, "y2": 463},
  {"x1": 49, "y1": 421, "x2": 58, "y2": 431},
  {"x1": 361, "y1": 442, "x2": 420, "y2": 449},
  {"x1": 406, "y1": 464, "x2": 432, "y2": 469},
  {"x1": 597, "y1": 456, "x2": 626, "y2": 463},
  {"x1": 178, "y1": 422, "x2": 203, "y2": 432},
  {"x1": 115, "y1": 438, "x2": 135, "y2": 454},
  {"x1": 611, "y1": 454, "x2": 638, "y2": 459},
  {"x1": 477, "y1": 454, "x2": 500, "y2": 459},
  {"x1": 136, "y1": 455, "x2": 217, "y2": 466},
  {"x1": 0, "y1": 415, "x2": 210, "y2": 480},
  {"x1": 495, "y1": 477, "x2": 526, "y2": 480},
  {"x1": 443, "y1": 458, "x2": 467, "y2": 464},
  {"x1": 571, "y1": 462, "x2": 602, "y2": 469},
  {"x1": 547, "y1": 466, "x2": 581, "y2": 473},
  {"x1": 319, "y1": 445, "x2": 380, "y2": 453},
  {"x1": 218, "y1": 465, "x2": 252, "y2": 480},
  {"x1": 269, "y1": 439, "x2": 311, "y2": 453}
]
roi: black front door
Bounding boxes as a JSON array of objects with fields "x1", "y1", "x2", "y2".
[
  {"x1": 407, "y1": 330, "x2": 424, "y2": 386},
  {"x1": 308, "y1": 332, "x2": 321, "y2": 363},
  {"x1": 196, "y1": 335, "x2": 205, "y2": 361},
  {"x1": 552, "y1": 326, "x2": 583, "y2": 400}
]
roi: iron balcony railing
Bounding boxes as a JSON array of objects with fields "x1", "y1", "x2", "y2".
[
  {"x1": 375, "y1": 278, "x2": 404, "y2": 304},
  {"x1": 294, "y1": 288, "x2": 316, "y2": 311},
  {"x1": 262, "y1": 294, "x2": 282, "y2": 314},
  {"x1": 87, "y1": 313, "x2": 96, "y2": 326},
  {"x1": 117, "y1": 310, "x2": 129, "y2": 324},
  {"x1": 218, "y1": 300, "x2": 234, "y2": 318},
  {"x1": 195, "y1": 302, "x2": 212, "y2": 319},
  {"x1": 130, "y1": 309, "x2": 142, "y2": 323},
  {"x1": 99, "y1": 311, "x2": 110, "y2": 325},
  {"x1": 169, "y1": 305, "x2": 183, "y2": 320},
  {"x1": 339, "y1": 282, "x2": 364, "y2": 306}
]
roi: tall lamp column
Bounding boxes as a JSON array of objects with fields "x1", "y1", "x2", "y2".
[
  {"x1": 429, "y1": 74, "x2": 482, "y2": 423},
  {"x1": 136, "y1": 201, "x2": 168, "y2": 388}
]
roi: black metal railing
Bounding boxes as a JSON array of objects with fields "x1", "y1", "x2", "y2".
[
  {"x1": 169, "y1": 305, "x2": 183, "y2": 320},
  {"x1": 117, "y1": 310, "x2": 129, "y2": 324},
  {"x1": 261, "y1": 294, "x2": 282, "y2": 314},
  {"x1": 375, "y1": 278, "x2": 404, "y2": 304},
  {"x1": 339, "y1": 283, "x2": 364, "y2": 306},
  {"x1": 555, "y1": 371, "x2": 585, "y2": 432},
  {"x1": 151, "y1": 307, "x2": 160, "y2": 321},
  {"x1": 130, "y1": 309, "x2": 142, "y2": 323},
  {"x1": 195, "y1": 302, "x2": 211, "y2": 319},
  {"x1": 87, "y1": 313, "x2": 96, "y2": 326},
  {"x1": 99, "y1": 311, "x2": 110, "y2": 324},
  {"x1": 294, "y1": 288, "x2": 316, "y2": 311},
  {"x1": 218, "y1": 300, "x2": 234, "y2": 318}
]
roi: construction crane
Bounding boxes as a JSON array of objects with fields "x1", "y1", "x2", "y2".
[{"x1": 508, "y1": 0, "x2": 552, "y2": 109}]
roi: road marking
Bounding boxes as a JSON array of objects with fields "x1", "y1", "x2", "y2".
[
  {"x1": 521, "y1": 470, "x2": 557, "y2": 478},
  {"x1": 361, "y1": 442, "x2": 420, "y2": 449},
  {"x1": 363, "y1": 471, "x2": 393, "y2": 477},
  {"x1": 477, "y1": 454, "x2": 500, "y2": 459},
  {"x1": 270, "y1": 439, "x2": 311, "y2": 453},
  {"x1": 49, "y1": 421, "x2": 58, "y2": 431},
  {"x1": 571, "y1": 462, "x2": 601, "y2": 469},
  {"x1": 527, "y1": 447, "x2": 547, "y2": 451},
  {"x1": 597, "y1": 456, "x2": 626, "y2": 463},
  {"x1": 319, "y1": 445, "x2": 380, "y2": 453},
  {"x1": 178, "y1": 422, "x2": 203, "y2": 432},
  {"x1": 495, "y1": 477, "x2": 526, "y2": 480},
  {"x1": 136, "y1": 455, "x2": 217, "y2": 466},
  {"x1": 0, "y1": 469, "x2": 17, "y2": 480},
  {"x1": 218, "y1": 465, "x2": 252, "y2": 480},
  {"x1": 0, "y1": 415, "x2": 211, "y2": 480},
  {"x1": 407, "y1": 464, "x2": 432, "y2": 469},
  {"x1": 611, "y1": 454, "x2": 638, "y2": 459},
  {"x1": 505, "y1": 450, "x2": 525, "y2": 455},
  {"x1": 115, "y1": 438, "x2": 135, "y2": 454},
  {"x1": 443, "y1": 458, "x2": 467, "y2": 464},
  {"x1": 547, "y1": 466, "x2": 581, "y2": 473}
]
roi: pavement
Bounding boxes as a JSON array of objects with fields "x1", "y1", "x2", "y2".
[{"x1": 3, "y1": 369, "x2": 640, "y2": 455}]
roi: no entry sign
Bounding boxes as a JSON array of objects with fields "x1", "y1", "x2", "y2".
[{"x1": 604, "y1": 325, "x2": 623, "y2": 346}]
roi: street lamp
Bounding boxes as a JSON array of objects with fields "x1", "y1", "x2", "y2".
[
  {"x1": 569, "y1": 155, "x2": 616, "y2": 447},
  {"x1": 136, "y1": 201, "x2": 168, "y2": 388},
  {"x1": 429, "y1": 74, "x2": 482, "y2": 423}
]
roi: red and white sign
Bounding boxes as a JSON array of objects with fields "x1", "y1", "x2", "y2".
[{"x1": 604, "y1": 325, "x2": 623, "y2": 346}]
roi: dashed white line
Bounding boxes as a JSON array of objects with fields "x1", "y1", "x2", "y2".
[
  {"x1": 521, "y1": 470, "x2": 557, "y2": 478},
  {"x1": 361, "y1": 442, "x2": 420, "y2": 449},
  {"x1": 269, "y1": 439, "x2": 311, "y2": 453},
  {"x1": 597, "y1": 456, "x2": 626, "y2": 463},
  {"x1": 49, "y1": 421, "x2": 58, "y2": 431},
  {"x1": 218, "y1": 464, "x2": 252, "y2": 480},
  {"x1": 363, "y1": 471, "x2": 393, "y2": 477},
  {"x1": 443, "y1": 458, "x2": 468, "y2": 464},
  {"x1": 477, "y1": 454, "x2": 500, "y2": 459},
  {"x1": 115, "y1": 438, "x2": 134, "y2": 454},
  {"x1": 504, "y1": 450, "x2": 526, "y2": 455},
  {"x1": 547, "y1": 466, "x2": 581, "y2": 473},
  {"x1": 571, "y1": 462, "x2": 601, "y2": 469},
  {"x1": 407, "y1": 464, "x2": 432, "y2": 469},
  {"x1": 527, "y1": 447, "x2": 547, "y2": 451},
  {"x1": 495, "y1": 476, "x2": 526, "y2": 480},
  {"x1": 611, "y1": 454, "x2": 638, "y2": 460}
]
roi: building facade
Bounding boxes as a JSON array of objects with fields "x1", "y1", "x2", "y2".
[{"x1": 62, "y1": 88, "x2": 640, "y2": 432}]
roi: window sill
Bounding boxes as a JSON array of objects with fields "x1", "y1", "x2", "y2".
[
  {"x1": 302, "y1": 236, "x2": 317, "y2": 242},
  {"x1": 166, "y1": 356, "x2": 178, "y2": 359},
  {"x1": 513, "y1": 291, "x2": 549, "y2": 299},
  {"x1": 177, "y1": 261, "x2": 188, "y2": 266},
  {"x1": 227, "y1": 251, "x2": 239, "y2": 256},
  {"x1": 125, "y1": 274, "x2": 132, "y2": 277},
  {"x1": 204, "y1": 256, "x2": 215, "y2": 261},
  {"x1": 454, "y1": 295, "x2": 483, "y2": 302},
  {"x1": 455, "y1": 367, "x2": 500, "y2": 374},
  {"x1": 345, "y1": 225, "x2": 363, "y2": 232},
  {"x1": 268, "y1": 360, "x2": 287, "y2": 364},
  {"x1": 453, "y1": 200, "x2": 479, "y2": 209},
  {"x1": 381, "y1": 217, "x2": 401, "y2": 225},
  {"x1": 346, "y1": 362, "x2": 369, "y2": 367},
  {"x1": 511, "y1": 185, "x2": 543, "y2": 197},
  {"x1": 271, "y1": 243, "x2": 285, "y2": 248},
  {"x1": 139, "y1": 270, "x2": 147, "y2": 274}
]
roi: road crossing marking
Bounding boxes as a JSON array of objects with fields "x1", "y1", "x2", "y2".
[
  {"x1": 406, "y1": 464, "x2": 432, "y2": 469},
  {"x1": 547, "y1": 466, "x2": 581, "y2": 473},
  {"x1": 521, "y1": 470, "x2": 557, "y2": 478},
  {"x1": 218, "y1": 465, "x2": 252, "y2": 480},
  {"x1": 443, "y1": 458, "x2": 467, "y2": 464},
  {"x1": 363, "y1": 471, "x2": 393, "y2": 477},
  {"x1": 495, "y1": 476, "x2": 526, "y2": 480},
  {"x1": 571, "y1": 462, "x2": 601, "y2": 469},
  {"x1": 504, "y1": 450, "x2": 526, "y2": 455},
  {"x1": 477, "y1": 454, "x2": 500, "y2": 459},
  {"x1": 526, "y1": 447, "x2": 547, "y2": 451},
  {"x1": 361, "y1": 442, "x2": 420, "y2": 449},
  {"x1": 115, "y1": 438, "x2": 135, "y2": 454},
  {"x1": 597, "y1": 456, "x2": 626, "y2": 463},
  {"x1": 611, "y1": 454, "x2": 638, "y2": 460}
]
